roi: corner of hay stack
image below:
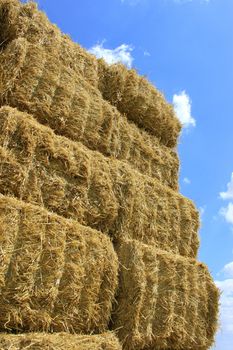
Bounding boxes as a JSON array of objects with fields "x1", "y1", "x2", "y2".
[
  {"x1": 111, "y1": 239, "x2": 219, "y2": 350},
  {"x1": 0, "y1": 0, "x2": 181, "y2": 148}
]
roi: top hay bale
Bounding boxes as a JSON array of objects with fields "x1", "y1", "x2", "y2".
[
  {"x1": 98, "y1": 60, "x2": 181, "y2": 147},
  {"x1": 0, "y1": 37, "x2": 179, "y2": 189},
  {"x1": 0, "y1": 0, "x2": 181, "y2": 148},
  {"x1": 0, "y1": 0, "x2": 98, "y2": 87}
]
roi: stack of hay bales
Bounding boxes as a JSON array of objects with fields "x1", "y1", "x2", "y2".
[{"x1": 0, "y1": 1, "x2": 219, "y2": 350}]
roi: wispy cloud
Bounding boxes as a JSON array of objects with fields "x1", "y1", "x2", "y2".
[
  {"x1": 89, "y1": 42, "x2": 134, "y2": 68},
  {"x1": 199, "y1": 205, "x2": 206, "y2": 220},
  {"x1": 143, "y1": 50, "x2": 151, "y2": 57},
  {"x1": 220, "y1": 173, "x2": 233, "y2": 200},
  {"x1": 215, "y1": 279, "x2": 233, "y2": 333},
  {"x1": 219, "y1": 203, "x2": 233, "y2": 225},
  {"x1": 173, "y1": 91, "x2": 196, "y2": 128},
  {"x1": 218, "y1": 174, "x2": 233, "y2": 228},
  {"x1": 222, "y1": 262, "x2": 233, "y2": 279},
  {"x1": 183, "y1": 177, "x2": 191, "y2": 184},
  {"x1": 214, "y1": 262, "x2": 233, "y2": 350}
]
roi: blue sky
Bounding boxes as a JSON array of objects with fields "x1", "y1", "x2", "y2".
[{"x1": 29, "y1": 0, "x2": 232, "y2": 348}]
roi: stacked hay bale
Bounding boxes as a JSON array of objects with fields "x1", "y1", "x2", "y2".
[
  {"x1": 0, "y1": 333, "x2": 121, "y2": 350},
  {"x1": 0, "y1": 1, "x2": 219, "y2": 350}
]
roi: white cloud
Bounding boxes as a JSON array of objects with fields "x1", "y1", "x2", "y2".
[
  {"x1": 215, "y1": 279, "x2": 233, "y2": 333},
  {"x1": 89, "y1": 42, "x2": 134, "y2": 68},
  {"x1": 222, "y1": 262, "x2": 233, "y2": 279},
  {"x1": 198, "y1": 207, "x2": 206, "y2": 225},
  {"x1": 183, "y1": 177, "x2": 191, "y2": 184},
  {"x1": 213, "y1": 263, "x2": 233, "y2": 350},
  {"x1": 220, "y1": 203, "x2": 233, "y2": 225},
  {"x1": 220, "y1": 173, "x2": 233, "y2": 200},
  {"x1": 199, "y1": 205, "x2": 206, "y2": 219},
  {"x1": 143, "y1": 50, "x2": 151, "y2": 57},
  {"x1": 213, "y1": 331, "x2": 233, "y2": 350},
  {"x1": 173, "y1": 91, "x2": 196, "y2": 128}
]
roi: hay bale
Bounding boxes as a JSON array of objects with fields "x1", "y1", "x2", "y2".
[
  {"x1": 0, "y1": 0, "x2": 181, "y2": 148},
  {"x1": 0, "y1": 37, "x2": 179, "y2": 189},
  {"x1": 0, "y1": 332, "x2": 121, "y2": 350},
  {"x1": 98, "y1": 60, "x2": 181, "y2": 147},
  {"x1": 0, "y1": 0, "x2": 99, "y2": 87},
  {"x1": 0, "y1": 106, "x2": 120, "y2": 233},
  {"x1": 0, "y1": 194, "x2": 118, "y2": 333},
  {"x1": 0, "y1": 107, "x2": 199, "y2": 257},
  {"x1": 112, "y1": 164, "x2": 200, "y2": 258},
  {"x1": 112, "y1": 239, "x2": 219, "y2": 350}
]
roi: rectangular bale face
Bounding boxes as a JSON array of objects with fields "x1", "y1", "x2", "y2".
[
  {"x1": 0, "y1": 0, "x2": 181, "y2": 148},
  {"x1": 111, "y1": 240, "x2": 219, "y2": 350},
  {"x1": 0, "y1": 107, "x2": 199, "y2": 258},
  {"x1": 97, "y1": 61, "x2": 181, "y2": 147},
  {"x1": 0, "y1": 195, "x2": 118, "y2": 333},
  {"x1": 0, "y1": 107, "x2": 120, "y2": 233},
  {"x1": 0, "y1": 332, "x2": 122, "y2": 350},
  {"x1": 0, "y1": 36, "x2": 179, "y2": 190}
]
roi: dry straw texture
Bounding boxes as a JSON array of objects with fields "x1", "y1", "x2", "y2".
[
  {"x1": 0, "y1": 106, "x2": 199, "y2": 257},
  {"x1": 0, "y1": 0, "x2": 99, "y2": 87},
  {"x1": 0, "y1": 332, "x2": 121, "y2": 350},
  {"x1": 98, "y1": 60, "x2": 181, "y2": 147},
  {"x1": 0, "y1": 195, "x2": 118, "y2": 333},
  {"x1": 0, "y1": 0, "x2": 181, "y2": 148},
  {"x1": 0, "y1": 36, "x2": 179, "y2": 189},
  {"x1": 112, "y1": 240, "x2": 219, "y2": 350}
]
